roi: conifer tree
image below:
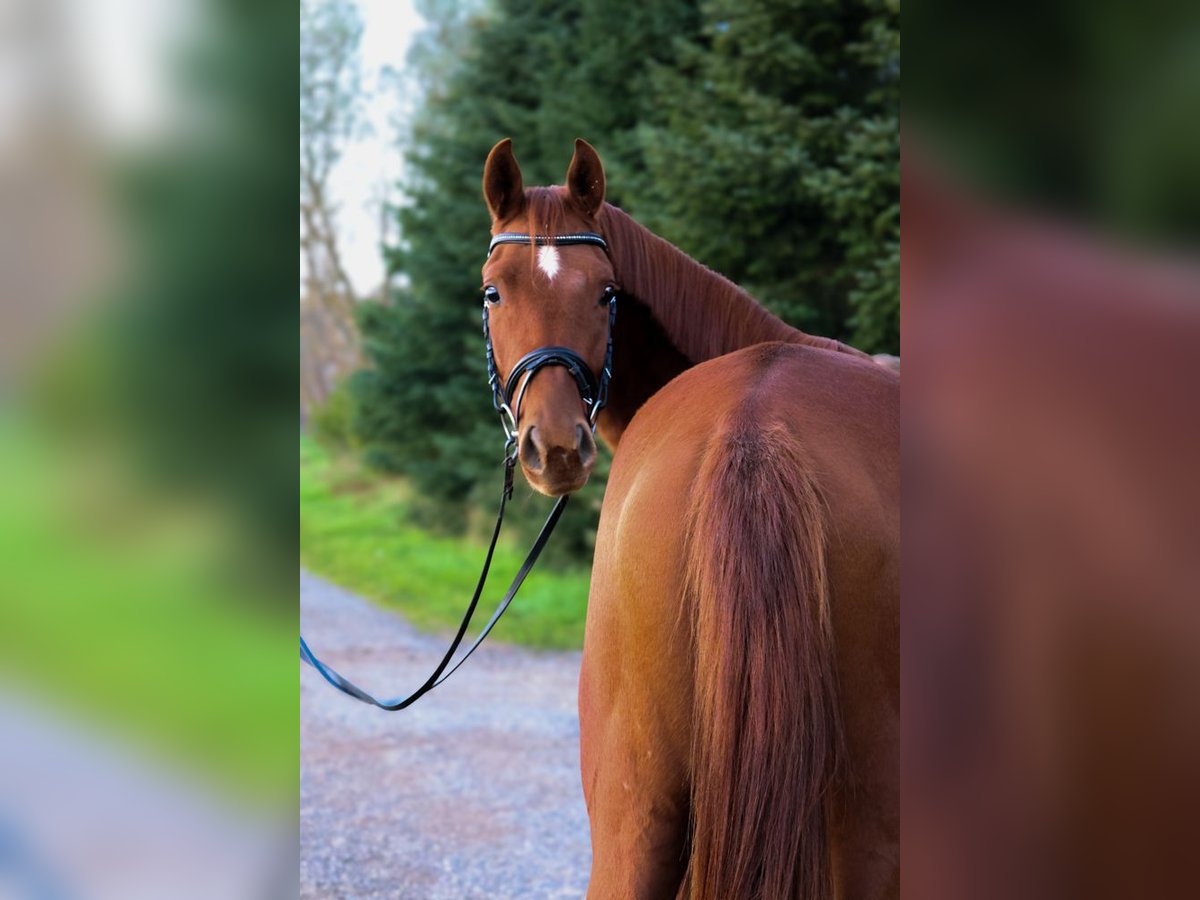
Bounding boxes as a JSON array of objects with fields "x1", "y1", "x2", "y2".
[{"x1": 632, "y1": 0, "x2": 899, "y2": 352}]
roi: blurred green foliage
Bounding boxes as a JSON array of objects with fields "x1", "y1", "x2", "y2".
[
  {"x1": 100, "y1": 0, "x2": 298, "y2": 589},
  {"x1": 300, "y1": 436, "x2": 591, "y2": 648},
  {"x1": 907, "y1": 0, "x2": 1200, "y2": 243},
  {"x1": 2, "y1": 0, "x2": 298, "y2": 812},
  {"x1": 350, "y1": 0, "x2": 898, "y2": 561},
  {"x1": 0, "y1": 419, "x2": 296, "y2": 805}
]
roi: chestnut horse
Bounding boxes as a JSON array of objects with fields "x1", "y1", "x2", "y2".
[{"x1": 480, "y1": 139, "x2": 899, "y2": 899}]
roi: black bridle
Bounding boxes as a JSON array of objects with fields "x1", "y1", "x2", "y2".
[
  {"x1": 483, "y1": 231, "x2": 617, "y2": 454},
  {"x1": 300, "y1": 231, "x2": 616, "y2": 710}
]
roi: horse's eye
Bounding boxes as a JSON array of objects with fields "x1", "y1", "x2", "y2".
[
  {"x1": 600, "y1": 284, "x2": 616, "y2": 305},
  {"x1": 484, "y1": 286, "x2": 501, "y2": 305}
]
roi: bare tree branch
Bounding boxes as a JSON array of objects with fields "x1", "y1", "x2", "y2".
[{"x1": 299, "y1": 0, "x2": 366, "y2": 417}]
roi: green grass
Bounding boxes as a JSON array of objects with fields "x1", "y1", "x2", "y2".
[
  {"x1": 0, "y1": 417, "x2": 296, "y2": 807},
  {"x1": 300, "y1": 436, "x2": 592, "y2": 650}
]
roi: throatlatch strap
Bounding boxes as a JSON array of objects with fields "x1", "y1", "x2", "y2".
[{"x1": 299, "y1": 462, "x2": 569, "y2": 711}]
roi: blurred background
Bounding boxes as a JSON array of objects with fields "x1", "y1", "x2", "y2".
[
  {"x1": 1, "y1": 0, "x2": 296, "y2": 896},
  {"x1": 905, "y1": 0, "x2": 1200, "y2": 897}
]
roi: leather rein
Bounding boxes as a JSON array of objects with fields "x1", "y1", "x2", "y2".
[{"x1": 300, "y1": 231, "x2": 616, "y2": 710}]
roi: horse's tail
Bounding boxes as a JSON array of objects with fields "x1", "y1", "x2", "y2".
[{"x1": 684, "y1": 414, "x2": 841, "y2": 900}]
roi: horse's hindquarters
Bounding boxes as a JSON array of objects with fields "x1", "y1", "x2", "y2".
[
  {"x1": 579, "y1": 424, "x2": 696, "y2": 899},
  {"x1": 580, "y1": 343, "x2": 900, "y2": 899}
]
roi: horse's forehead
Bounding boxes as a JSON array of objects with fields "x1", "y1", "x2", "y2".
[
  {"x1": 484, "y1": 246, "x2": 603, "y2": 295},
  {"x1": 533, "y1": 258, "x2": 590, "y2": 298}
]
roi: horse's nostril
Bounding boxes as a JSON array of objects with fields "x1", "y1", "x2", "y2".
[
  {"x1": 520, "y1": 422, "x2": 596, "y2": 482},
  {"x1": 520, "y1": 427, "x2": 543, "y2": 471},
  {"x1": 576, "y1": 423, "x2": 597, "y2": 467}
]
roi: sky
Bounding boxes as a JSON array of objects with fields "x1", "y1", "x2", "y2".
[{"x1": 321, "y1": 0, "x2": 423, "y2": 296}]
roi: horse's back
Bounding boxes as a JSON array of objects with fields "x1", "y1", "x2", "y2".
[{"x1": 607, "y1": 340, "x2": 899, "y2": 553}]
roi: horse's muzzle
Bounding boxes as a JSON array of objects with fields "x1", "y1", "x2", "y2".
[{"x1": 519, "y1": 421, "x2": 597, "y2": 496}]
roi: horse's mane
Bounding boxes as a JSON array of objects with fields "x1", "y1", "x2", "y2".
[
  {"x1": 595, "y1": 202, "x2": 860, "y2": 364},
  {"x1": 517, "y1": 187, "x2": 862, "y2": 374}
]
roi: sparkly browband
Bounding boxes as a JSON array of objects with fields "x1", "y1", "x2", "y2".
[{"x1": 487, "y1": 231, "x2": 609, "y2": 258}]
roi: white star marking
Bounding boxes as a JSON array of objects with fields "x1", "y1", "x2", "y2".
[{"x1": 537, "y1": 245, "x2": 560, "y2": 279}]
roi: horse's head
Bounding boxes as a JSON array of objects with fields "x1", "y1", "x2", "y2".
[{"x1": 480, "y1": 138, "x2": 616, "y2": 497}]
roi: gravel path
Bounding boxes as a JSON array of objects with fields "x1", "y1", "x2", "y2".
[{"x1": 300, "y1": 569, "x2": 592, "y2": 899}]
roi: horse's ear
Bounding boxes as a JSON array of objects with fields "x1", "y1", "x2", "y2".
[
  {"x1": 566, "y1": 139, "x2": 605, "y2": 218},
  {"x1": 483, "y1": 138, "x2": 524, "y2": 222}
]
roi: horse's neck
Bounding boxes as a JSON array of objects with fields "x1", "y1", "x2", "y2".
[
  {"x1": 597, "y1": 294, "x2": 692, "y2": 446},
  {"x1": 596, "y1": 203, "x2": 857, "y2": 446}
]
